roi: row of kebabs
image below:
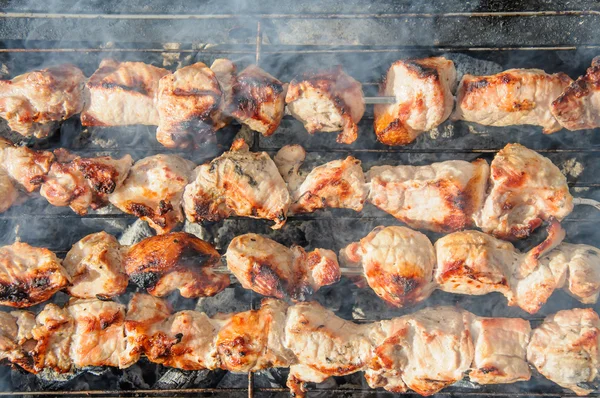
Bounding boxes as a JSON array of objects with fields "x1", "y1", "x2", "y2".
[
  {"x1": 0, "y1": 293, "x2": 598, "y2": 397},
  {"x1": 1, "y1": 56, "x2": 599, "y2": 146},
  {"x1": 0, "y1": 138, "x2": 575, "y2": 240},
  {"x1": 2, "y1": 218, "x2": 599, "y2": 314}
]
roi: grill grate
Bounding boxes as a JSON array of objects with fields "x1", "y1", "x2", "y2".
[{"x1": 1, "y1": 1, "x2": 600, "y2": 397}]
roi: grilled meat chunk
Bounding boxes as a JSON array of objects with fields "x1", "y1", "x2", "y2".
[
  {"x1": 230, "y1": 65, "x2": 287, "y2": 136},
  {"x1": 0, "y1": 167, "x2": 18, "y2": 213},
  {"x1": 81, "y1": 59, "x2": 169, "y2": 126},
  {"x1": 340, "y1": 226, "x2": 436, "y2": 307},
  {"x1": 123, "y1": 232, "x2": 228, "y2": 298},
  {"x1": 183, "y1": 139, "x2": 290, "y2": 229},
  {"x1": 0, "y1": 310, "x2": 36, "y2": 373},
  {"x1": 367, "y1": 159, "x2": 489, "y2": 233},
  {"x1": 374, "y1": 57, "x2": 456, "y2": 145},
  {"x1": 528, "y1": 308, "x2": 600, "y2": 396},
  {"x1": 156, "y1": 62, "x2": 222, "y2": 148},
  {"x1": 30, "y1": 304, "x2": 73, "y2": 373},
  {"x1": 63, "y1": 232, "x2": 128, "y2": 299},
  {"x1": 285, "y1": 67, "x2": 365, "y2": 144},
  {"x1": 453, "y1": 69, "x2": 572, "y2": 133},
  {"x1": 0, "y1": 242, "x2": 70, "y2": 308},
  {"x1": 474, "y1": 143, "x2": 573, "y2": 240},
  {"x1": 468, "y1": 316, "x2": 531, "y2": 384},
  {"x1": 0, "y1": 145, "x2": 54, "y2": 192},
  {"x1": 210, "y1": 58, "x2": 237, "y2": 130},
  {"x1": 0, "y1": 64, "x2": 85, "y2": 138},
  {"x1": 226, "y1": 233, "x2": 340, "y2": 301},
  {"x1": 552, "y1": 56, "x2": 600, "y2": 131},
  {"x1": 67, "y1": 298, "x2": 135, "y2": 368},
  {"x1": 273, "y1": 144, "x2": 306, "y2": 192},
  {"x1": 109, "y1": 154, "x2": 194, "y2": 234}
]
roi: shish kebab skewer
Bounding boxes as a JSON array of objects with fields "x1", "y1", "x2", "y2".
[{"x1": 0, "y1": 293, "x2": 598, "y2": 397}]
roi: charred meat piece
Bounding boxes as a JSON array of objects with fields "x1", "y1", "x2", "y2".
[
  {"x1": 210, "y1": 58, "x2": 237, "y2": 130},
  {"x1": 30, "y1": 304, "x2": 74, "y2": 373},
  {"x1": 109, "y1": 154, "x2": 195, "y2": 234},
  {"x1": 528, "y1": 308, "x2": 600, "y2": 396},
  {"x1": 123, "y1": 232, "x2": 228, "y2": 298},
  {"x1": 285, "y1": 67, "x2": 365, "y2": 144},
  {"x1": 156, "y1": 62, "x2": 222, "y2": 148},
  {"x1": 552, "y1": 57, "x2": 600, "y2": 131},
  {"x1": 230, "y1": 65, "x2": 287, "y2": 136},
  {"x1": 0, "y1": 145, "x2": 54, "y2": 192},
  {"x1": 453, "y1": 69, "x2": 572, "y2": 133},
  {"x1": 226, "y1": 233, "x2": 340, "y2": 301},
  {"x1": 67, "y1": 298, "x2": 136, "y2": 368},
  {"x1": 0, "y1": 242, "x2": 70, "y2": 308},
  {"x1": 63, "y1": 232, "x2": 128, "y2": 299},
  {"x1": 368, "y1": 159, "x2": 489, "y2": 233},
  {"x1": 0, "y1": 310, "x2": 36, "y2": 372},
  {"x1": 468, "y1": 316, "x2": 531, "y2": 384},
  {"x1": 340, "y1": 226, "x2": 436, "y2": 307},
  {"x1": 72, "y1": 154, "x2": 133, "y2": 204},
  {"x1": 0, "y1": 64, "x2": 85, "y2": 138},
  {"x1": 374, "y1": 57, "x2": 456, "y2": 146},
  {"x1": 474, "y1": 143, "x2": 573, "y2": 240},
  {"x1": 81, "y1": 59, "x2": 169, "y2": 127},
  {"x1": 183, "y1": 139, "x2": 290, "y2": 229}
]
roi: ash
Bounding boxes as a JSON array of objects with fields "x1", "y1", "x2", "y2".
[{"x1": 118, "y1": 219, "x2": 154, "y2": 246}]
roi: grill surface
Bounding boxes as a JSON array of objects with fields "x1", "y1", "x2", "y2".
[{"x1": 1, "y1": 0, "x2": 600, "y2": 397}]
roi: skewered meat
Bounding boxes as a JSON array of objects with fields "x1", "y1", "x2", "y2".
[
  {"x1": 0, "y1": 64, "x2": 85, "y2": 138},
  {"x1": 468, "y1": 316, "x2": 531, "y2": 384},
  {"x1": 210, "y1": 58, "x2": 237, "y2": 130},
  {"x1": 30, "y1": 304, "x2": 73, "y2": 373},
  {"x1": 453, "y1": 69, "x2": 572, "y2": 133},
  {"x1": 226, "y1": 233, "x2": 340, "y2": 301},
  {"x1": 0, "y1": 167, "x2": 18, "y2": 213},
  {"x1": 0, "y1": 242, "x2": 70, "y2": 308},
  {"x1": 62, "y1": 232, "x2": 128, "y2": 299},
  {"x1": 109, "y1": 154, "x2": 195, "y2": 234},
  {"x1": 339, "y1": 226, "x2": 436, "y2": 307},
  {"x1": 473, "y1": 143, "x2": 573, "y2": 240},
  {"x1": 230, "y1": 65, "x2": 287, "y2": 136},
  {"x1": 285, "y1": 67, "x2": 365, "y2": 144},
  {"x1": 81, "y1": 59, "x2": 169, "y2": 127},
  {"x1": 73, "y1": 153, "x2": 133, "y2": 202},
  {"x1": 273, "y1": 144, "x2": 306, "y2": 192},
  {"x1": 288, "y1": 155, "x2": 367, "y2": 214},
  {"x1": 367, "y1": 159, "x2": 489, "y2": 232},
  {"x1": 0, "y1": 311, "x2": 35, "y2": 372},
  {"x1": 156, "y1": 62, "x2": 222, "y2": 148},
  {"x1": 123, "y1": 232, "x2": 228, "y2": 298},
  {"x1": 528, "y1": 308, "x2": 600, "y2": 396},
  {"x1": 0, "y1": 145, "x2": 54, "y2": 192},
  {"x1": 183, "y1": 139, "x2": 290, "y2": 229},
  {"x1": 67, "y1": 298, "x2": 135, "y2": 368},
  {"x1": 374, "y1": 57, "x2": 456, "y2": 146},
  {"x1": 552, "y1": 56, "x2": 600, "y2": 131}
]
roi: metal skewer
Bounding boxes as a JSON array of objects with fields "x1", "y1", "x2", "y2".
[
  {"x1": 212, "y1": 265, "x2": 364, "y2": 276},
  {"x1": 573, "y1": 197, "x2": 600, "y2": 211},
  {"x1": 364, "y1": 96, "x2": 396, "y2": 104}
]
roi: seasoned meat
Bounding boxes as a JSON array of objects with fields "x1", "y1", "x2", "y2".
[
  {"x1": 474, "y1": 143, "x2": 573, "y2": 240},
  {"x1": 286, "y1": 67, "x2": 365, "y2": 144},
  {"x1": 210, "y1": 58, "x2": 237, "y2": 130},
  {"x1": 67, "y1": 298, "x2": 136, "y2": 368},
  {"x1": 63, "y1": 232, "x2": 128, "y2": 299},
  {"x1": 468, "y1": 316, "x2": 531, "y2": 384},
  {"x1": 551, "y1": 56, "x2": 600, "y2": 131},
  {"x1": 288, "y1": 155, "x2": 367, "y2": 214},
  {"x1": 0, "y1": 311, "x2": 36, "y2": 372},
  {"x1": 226, "y1": 233, "x2": 340, "y2": 301},
  {"x1": 30, "y1": 304, "x2": 73, "y2": 373},
  {"x1": 156, "y1": 62, "x2": 222, "y2": 148},
  {"x1": 0, "y1": 167, "x2": 18, "y2": 213},
  {"x1": 230, "y1": 65, "x2": 287, "y2": 136},
  {"x1": 183, "y1": 139, "x2": 290, "y2": 229},
  {"x1": 81, "y1": 59, "x2": 169, "y2": 126},
  {"x1": 0, "y1": 145, "x2": 54, "y2": 192},
  {"x1": 0, "y1": 242, "x2": 70, "y2": 308},
  {"x1": 0, "y1": 64, "x2": 85, "y2": 138},
  {"x1": 273, "y1": 144, "x2": 306, "y2": 192},
  {"x1": 370, "y1": 307, "x2": 474, "y2": 396},
  {"x1": 109, "y1": 154, "x2": 195, "y2": 234},
  {"x1": 73, "y1": 154, "x2": 133, "y2": 201},
  {"x1": 374, "y1": 57, "x2": 456, "y2": 145},
  {"x1": 123, "y1": 232, "x2": 228, "y2": 298},
  {"x1": 453, "y1": 69, "x2": 572, "y2": 133},
  {"x1": 528, "y1": 308, "x2": 600, "y2": 396},
  {"x1": 215, "y1": 298, "x2": 293, "y2": 372},
  {"x1": 339, "y1": 226, "x2": 436, "y2": 307},
  {"x1": 367, "y1": 159, "x2": 489, "y2": 233}
]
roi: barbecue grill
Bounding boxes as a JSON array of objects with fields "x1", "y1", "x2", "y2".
[{"x1": 1, "y1": 0, "x2": 600, "y2": 397}]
